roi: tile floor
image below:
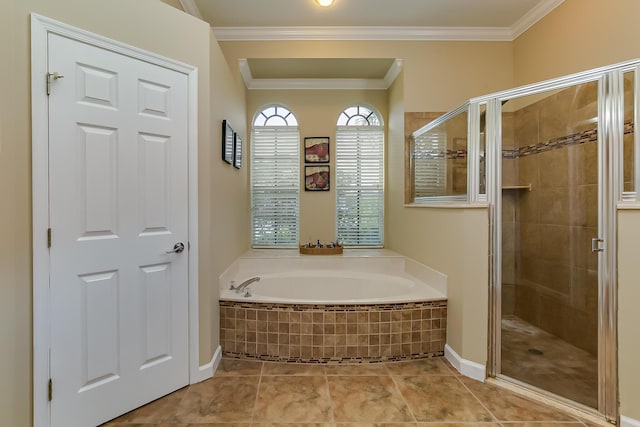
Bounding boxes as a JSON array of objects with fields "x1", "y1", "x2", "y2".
[{"x1": 102, "y1": 356, "x2": 599, "y2": 427}]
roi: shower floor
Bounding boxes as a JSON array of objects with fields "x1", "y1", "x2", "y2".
[{"x1": 501, "y1": 315, "x2": 598, "y2": 409}]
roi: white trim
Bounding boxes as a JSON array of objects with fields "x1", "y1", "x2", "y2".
[
  {"x1": 403, "y1": 202, "x2": 489, "y2": 209},
  {"x1": 214, "y1": 25, "x2": 514, "y2": 41},
  {"x1": 621, "y1": 416, "x2": 640, "y2": 427},
  {"x1": 194, "y1": 345, "x2": 222, "y2": 383},
  {"x1": 31, "y1": 14, "x2": 51, "y2": 427},
  {"x1": 239, "y1": 58, "x2": 253, "y2": 88},
  {"x1": 617, "y1": 202, "x2": 640, "y2": 210},
  {"x1": 510, "y1": 0, "x2": 564, "y2": 39},
  {"x1": 31, "y1": 14, "x2": 200, "y2": 427},
  {"x1": 444, "y1": 344, "x2": 486, "y2": 382},
  {"x1": 239, "y1": 58, "x2": 403, "y2": 90},
  {"x1": 178, "y1": 0, "x2": 203, "y2": 20},
  {"x1": 249, "y1": 77, "x2": 389, "y2": 90},
  {"x1": 384, "y1": 59, "x2": 404, "y2": 89}
]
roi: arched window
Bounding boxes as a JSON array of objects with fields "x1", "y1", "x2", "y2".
[
  {"x1": 335, "y1": 105, "x2": 384, "y2": 247},
  {"x1": 251, "y1": 105, "x2": 300, "y2": 247}
]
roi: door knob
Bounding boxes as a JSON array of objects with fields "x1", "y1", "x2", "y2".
[{"x1": 166, "y1": 242, "x2": 185, "y2": 254}]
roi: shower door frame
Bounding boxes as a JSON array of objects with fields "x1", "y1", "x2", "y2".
[{"x1": 481, "y1": 61, "x2": 638, "y2": 422}]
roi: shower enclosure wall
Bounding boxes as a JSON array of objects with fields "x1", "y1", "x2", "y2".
[{"x1": 410, "y1": 59, "x2": 639, "y2": 422}]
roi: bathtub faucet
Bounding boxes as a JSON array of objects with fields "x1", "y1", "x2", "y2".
[{"x1": 231, "y1": 276, "x2": 260, "y2": 293}]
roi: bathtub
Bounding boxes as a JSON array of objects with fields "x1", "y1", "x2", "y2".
[
  {"x1": 221, "y1": 270, "x2": 445, "y2": 304},
  {"x1": 219, "y1": 249, "x2": 448, "y2": 363}
]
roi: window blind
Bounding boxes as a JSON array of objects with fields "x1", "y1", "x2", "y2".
[
  {"x1": 336, "y1": 126, "x2": 384, "y2": 247},
  {"x1": 413, "y1": 131, "x2": 447, "y2": 199},
  {"x1": 251, "y1": 127, "x2": 300, "y2": 247}
]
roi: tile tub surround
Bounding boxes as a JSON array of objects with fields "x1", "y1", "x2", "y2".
[
  {"x1": 220, "y1": 300, "x2": 447, "y2": 363},
  {"x1": 102, "y1": 357, "x2": 598, "y2": 426}
]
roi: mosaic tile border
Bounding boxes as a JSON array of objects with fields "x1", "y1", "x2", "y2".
[
  {"x1": 418, "y1": 120, "x2": 634, "y2": 160},
  {"x1": 220, "y1": 300, "x2": 447, "y2": 364},
  {"x1": 504, "y1": 120, "x2": 633, "y2": 159}
]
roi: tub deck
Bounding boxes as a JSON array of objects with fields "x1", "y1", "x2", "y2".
[{"x1": 219, "y1": 249, "x2": 448, "y2": 363}]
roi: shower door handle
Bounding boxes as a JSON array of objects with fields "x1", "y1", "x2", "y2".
[{"x1": 591, "y1": 238, "x2": 604, "y2": 253}]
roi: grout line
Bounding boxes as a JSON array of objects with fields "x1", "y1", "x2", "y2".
[
  {"x1": 388, "y1": 372, "x2": 418, "y2": 423},
  {"x1": 323, "y1": 367, "x2": 337, "y2": 424},
  {"x1": 454, "y1": 375, "x2": 500, "y2": 423},
  {"x1": 249, "y1": 361, "x2": 264, "y2": 423}
]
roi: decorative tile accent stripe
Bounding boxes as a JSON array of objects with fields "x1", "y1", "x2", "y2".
[
  {"x1": 220, "y1": 299, "x2": 447, "y2": 364},
  {"x1": 504, "y1": 120, "x2": 634, "y2": 159},
  {"x1": 422, "y1": 121, "x2": 634, "y2": 160}
]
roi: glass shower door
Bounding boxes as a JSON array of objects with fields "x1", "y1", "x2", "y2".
[{"x1": 499, "y1": 81, "x2": 600, "y2": 409}]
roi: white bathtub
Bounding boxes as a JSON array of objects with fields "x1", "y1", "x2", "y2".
[{"x1": 219, "y1": 249, "x2": 447, "y2": 304}]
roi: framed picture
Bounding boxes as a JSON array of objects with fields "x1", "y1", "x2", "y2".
[
  {"x1": 305, "y1": 165, "x2": 330, "y2": 191},
  {"x1": 222, "y1": 120, "x2": 234, "y2": 164},
  {"x1": 304, "y1": 136, "x2": 329, "y2": 163},
  {"x1": 233, "y1": 133, "x2": 242, "y2": 169}
]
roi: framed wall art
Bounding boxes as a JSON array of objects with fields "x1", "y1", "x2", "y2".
[
  {"x1": 222, "y1": 120, "x2": 234, "y2": 164},
  {"x1": 305, "y1": 165, "x2": 330, "y2": 191},
  {"x1": 304, "y1": 136, "x2": 329, "y2": 163},
  {"x1": 233, "y1": 133, "x2": 242, "y2": 169}
]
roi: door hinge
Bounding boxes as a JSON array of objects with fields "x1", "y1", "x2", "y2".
[
  {"x1": 591, "y1": 237, "x2": 604, "y2": 253},
  {"x1": 47, "y1": 228, "x2": 52, "y2": 248},
  {"x1": 48, "y1": 379, "x2": 53, "y2": 401},
  {"x1": 46, "y1": 72, "x2": 64, "y2": 96}
]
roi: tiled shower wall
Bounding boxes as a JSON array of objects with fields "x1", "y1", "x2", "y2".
[{"x1": 502, "y1": 79, "x2": 635, "y2": 355}]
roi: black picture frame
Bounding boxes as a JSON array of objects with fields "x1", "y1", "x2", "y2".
[
  {"x1": 222, "y1": 120, "x2": 234, "y2": 164},
  {"x1": 304, "y1": 136, "x2": 330, "y2": 163},
  {"x1": 304, "y1": 165, "x2": 330, "y2": 191},
  {"x1": 233, "y1": 133, "x2": 242, "y2": 169}
]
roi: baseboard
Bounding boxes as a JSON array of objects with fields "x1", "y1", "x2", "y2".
[
  {"x1": 622, "y1": 415, "x2": 640, "y2": 427},
  {"x1": 194, "y1": 345, "x2": 222, "y2": 383},
  {"x1": 444, "y1": 344, "x2": 486, "y2": 382}
]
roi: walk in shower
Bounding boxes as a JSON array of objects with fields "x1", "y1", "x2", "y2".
[
  {"x1": 410, "y1": 59, "x2": 639, "y2": 421},
  {"x1": 499, "y1": 81, "x2": 602, "y2": 409}
]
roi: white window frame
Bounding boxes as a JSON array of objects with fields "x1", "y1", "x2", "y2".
[
  {"x1": 335, "y1": 105, "x2": 385, "y2": 247},
  {"x1": 250, "y1": 105, "x2": 300, "y2": 247}
]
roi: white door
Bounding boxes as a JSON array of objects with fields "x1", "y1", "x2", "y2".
[{"x1": 48, "y1": 33, "x2": 189, "y2": 427}]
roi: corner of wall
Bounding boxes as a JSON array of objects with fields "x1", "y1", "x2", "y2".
[{"x1": 444, "y1": 344, "x2": 486, "y2": 382}]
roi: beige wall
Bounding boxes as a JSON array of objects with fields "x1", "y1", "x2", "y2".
[
  {"x1": 514, "y1": 0, "x2": 640, "y2": 419},
  {"x1": 247, "y1": 90, "x2": 388, "y2": 244},
  {"x1": 0, "y1": 1, "x2": 249, "y2": 425},
  {"x1": 208, "y1": 35, "x2": 249, "y2": 352},
  {"x1": 618, "y1": 210, "x2": 640, "y2": 421},
  {"x1": 514, "y1": 0, "x2": 640, "y2": 86}
]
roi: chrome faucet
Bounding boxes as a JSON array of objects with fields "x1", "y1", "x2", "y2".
[{"x1": 230, "y1": 276, "x2": 260, "y2": 294}]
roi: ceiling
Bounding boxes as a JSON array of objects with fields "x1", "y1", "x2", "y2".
[
  {"x1": 191, "y1": 0, "x2": 553, "y2": 30},
  {"x1": 178, "y1": 0, "x2": 564, "y2": 88}
]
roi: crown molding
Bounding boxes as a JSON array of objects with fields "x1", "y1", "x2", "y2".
[
  {"x1": 178, "y1": 0, "x2": 203, "y2": 20},
  {"x1": 510, "y1": 0, "x2": 565, "y2": 39},
  {"x1": 239, "y1": 58, "x2": 404, "y2": 90},
  {"x1": 215, "y1": 26, "x2": 514, "y2": 41},
  {"x1": 384, "y1": 59, "x2": 404, "y2": 88}
]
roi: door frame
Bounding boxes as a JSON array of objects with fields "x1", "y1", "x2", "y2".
[
  {"x1": 31, "y1": 14, "x2": 200, "y2": 427},
  {"x1": 484, "y1": 63, "x2": 628, "y2": 422}
]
